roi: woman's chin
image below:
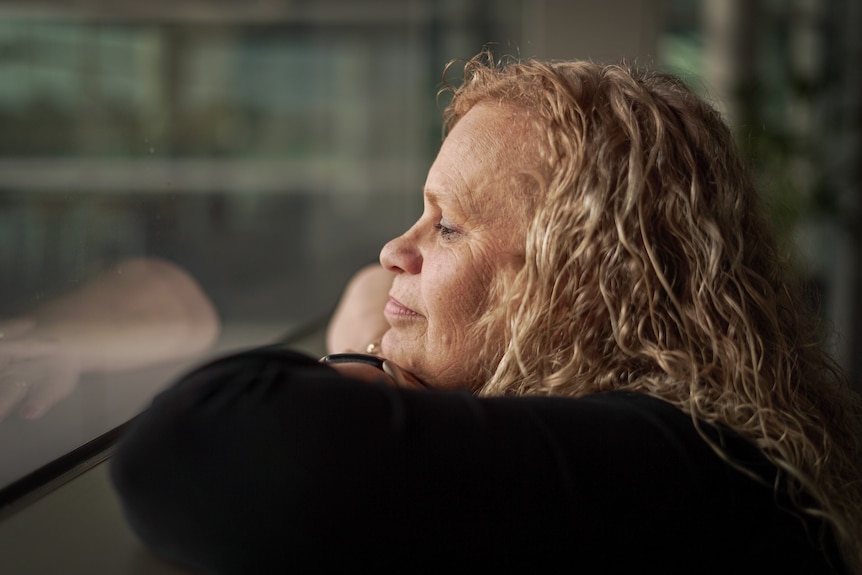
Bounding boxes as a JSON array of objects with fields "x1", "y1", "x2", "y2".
[
  {"x1": 381, "y1": 333, "x2": 481, "y2": 391},
  {"x1": 380, "y1": 333, "x2": 417, "y2": 370}
]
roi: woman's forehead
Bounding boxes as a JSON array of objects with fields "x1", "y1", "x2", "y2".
[
  {"x1": 422, "y1": 107, "x2": 538, "y2": 255},
  {"x1": 428, "y1": 104, "x2": 542, "y2": 204},
  {"x1": 448, "y1": 103, "x2": 536, "y2": 156}
]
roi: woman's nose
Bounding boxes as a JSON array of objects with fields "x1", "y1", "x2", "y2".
[{"x1": 380, "y1": 229, "x2": 422, "y2": 275}]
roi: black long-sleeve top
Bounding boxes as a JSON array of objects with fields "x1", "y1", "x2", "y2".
[{"x1": 109, "y1": 346, "x2": 845, "y2": 574}]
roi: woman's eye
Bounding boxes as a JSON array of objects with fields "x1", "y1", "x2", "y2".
[{"x1": 434, "y1": 222, "x2": 458, "y2": 239}]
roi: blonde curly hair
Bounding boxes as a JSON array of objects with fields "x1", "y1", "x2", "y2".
[{"x1": 442, "y1": 51, "x2": 862, "y2": 572}]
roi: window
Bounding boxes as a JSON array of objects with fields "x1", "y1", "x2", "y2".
[{"x1": 0, "y1": 0, "x2": 525, "y2": 498}]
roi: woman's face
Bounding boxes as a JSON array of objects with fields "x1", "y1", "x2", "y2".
[{"x1": 379, "y1": 103, "x2": 540, "y2": 390}]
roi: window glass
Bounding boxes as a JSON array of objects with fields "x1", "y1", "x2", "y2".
[{"x1": 0, "y1": 2, "x2": 506, "y2": 493}]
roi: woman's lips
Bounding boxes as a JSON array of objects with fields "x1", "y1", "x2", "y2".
[{"x1": 384, "y1": 296, "x2": 421, "y2": 318}]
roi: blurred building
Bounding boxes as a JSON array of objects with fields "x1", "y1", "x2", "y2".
[
  {"x1": 0, "y1": 0, "x2": 661, "y2": 340},
  {"x1": 0, "y1": 0, "x2": 859, "y2": 390}
]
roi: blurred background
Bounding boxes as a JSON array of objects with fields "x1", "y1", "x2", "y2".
[{"x1": 0, "y1": 0, "x2": 860, "y2": 483}]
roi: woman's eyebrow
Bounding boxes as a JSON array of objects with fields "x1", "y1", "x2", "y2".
[
  {"x1": 423, "y1": 188, "x2": 444, "y2": 206},
  {"x1": 424, "y1": 186, "x2": 479, "y2": 220},
  {"x1": 423, "y1": 188, "x2": 453, "y2": 212}
]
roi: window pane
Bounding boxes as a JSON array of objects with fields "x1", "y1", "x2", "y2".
[{"x1": 0, "y1": 3, "x2": 491, "y2": 493}]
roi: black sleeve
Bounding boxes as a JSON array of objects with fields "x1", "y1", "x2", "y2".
[{"x1": 109, "y1": 346, "x2": 840, "y2": 575}]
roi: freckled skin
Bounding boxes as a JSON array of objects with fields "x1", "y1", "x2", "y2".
[{"x1": 379, "y1": 104, "x2": 540, "y2": 390}]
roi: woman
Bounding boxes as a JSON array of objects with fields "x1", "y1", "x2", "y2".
[{"x1": 111, "y1": 53, "x2": 862, "y2": 574}]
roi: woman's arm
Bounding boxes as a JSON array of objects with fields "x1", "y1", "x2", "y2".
[
  {"x1": 325, "y1": 263, "x2": 394, "y2": 354},
  {"x1": 108, "y1": 346, "x2": 833, "y2": 574},
  {"x1": 110, "y1": 347, "x2": 580, "y2": 573}
]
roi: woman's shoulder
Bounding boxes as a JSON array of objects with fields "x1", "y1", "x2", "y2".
[{"x1": 491, "y1": 389, "x2": 844, "y2": 572}]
